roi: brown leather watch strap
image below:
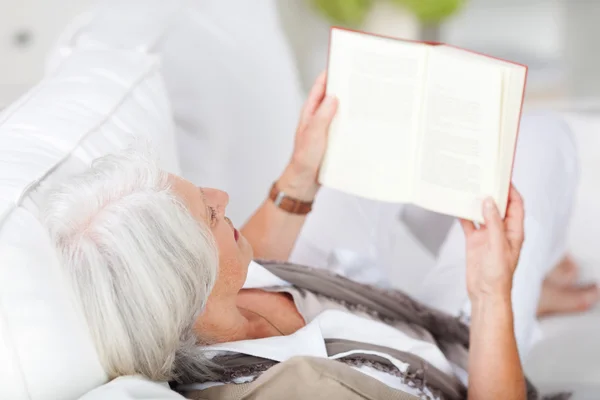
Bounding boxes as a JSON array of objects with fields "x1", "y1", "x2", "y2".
[{"x1": 269, "y1": 182, "x2": 313, "y2": 215}]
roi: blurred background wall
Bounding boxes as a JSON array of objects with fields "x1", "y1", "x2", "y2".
[
  {"x1": 1, "y1": 0, "x2": 599, "y2": 110},
  {"x1": 279, "y1": 0, "x2": 600, "y2": 110},
  {"x1": 0, "y1": 0, "x2": 95, "y2": 107}
]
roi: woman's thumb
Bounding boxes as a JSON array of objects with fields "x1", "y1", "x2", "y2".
[
  {"x1": 313, "y1": 96, "x2": 338, "y2": 128},
  {"x1": 483, "y1": 197, "x2": 503, "y2": 240}
]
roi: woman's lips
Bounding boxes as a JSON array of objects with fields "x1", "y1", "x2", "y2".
[{"x1": 225, "y1": 216, "x2": 239, "y2": 242}]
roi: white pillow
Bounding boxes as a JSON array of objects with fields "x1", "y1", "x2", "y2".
[
  {"x1": 51, "y1": 0, "x2": 305, "y2": 224},
  {"x1": 0, "y1": 50, "x2": 179, "y2": 400},
  {"x1": 80, "y1": 376, "x2": 186, "y2": 400}
]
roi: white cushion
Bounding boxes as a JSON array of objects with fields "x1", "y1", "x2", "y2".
[
  {"x1": 80, "y1": 376, "x2": 186, "y2": 400},
  {"x1": 0, "y1": 50, "x2": 179, "y2": 400},
  {"x1": 51, "y1": 0, "x2": 305, "y2": 224}
]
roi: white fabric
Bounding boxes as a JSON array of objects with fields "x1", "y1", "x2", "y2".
[
  {"x1": 291, "y1": 112, "x2": 578, "y2": 361},
  {"x1": 184, "y1": 261, "x2": 452, "y2": 397},
  {"x1": 52, "y1": 0, "x2": 305, "y2": 225},
  {"x1": 0, "y1": 50, "x2": 179, "y2": 400},
  {"x1": 80, "y1": 377, "x2": 184, "y2": 400},
  {"x1": 0, "y1": 1, "x2": 303, "y2": 398},
  {"x1": 242, "y1": 260, "x2": 292, "y2": 289},
  {"x1": 521, "y1": 113, "x2": 600, "y2": 395}
]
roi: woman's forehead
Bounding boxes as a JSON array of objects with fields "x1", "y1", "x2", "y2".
[{"x1": 169, "y1": 174, "x2": 208, "y2": 220}]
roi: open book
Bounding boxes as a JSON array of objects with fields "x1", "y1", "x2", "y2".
[{"x1": 320, "y1": 27, "x2": 528, "y2": 222}]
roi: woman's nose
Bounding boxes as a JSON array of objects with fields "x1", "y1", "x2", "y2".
[
  {"x1": 216, "y1": 190, "x2": 229, "y2": 207},
  {"x1": 205, "y1": 188, "x2": 229, "y2": 208}
]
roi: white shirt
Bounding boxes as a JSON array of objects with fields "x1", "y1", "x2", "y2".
[{"x1": 184, "y1": 261, "x2": 462, "y2": 398}]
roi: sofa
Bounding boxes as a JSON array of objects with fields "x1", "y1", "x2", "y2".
[
  {"x1": 0, "y1": 1, "x2": 598, "y2": 399},
  {"x1": 0, "y1": 1, "x2": 303, "y2": 399}
]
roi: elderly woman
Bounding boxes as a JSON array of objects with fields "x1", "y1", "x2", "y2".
[{"x1": 43, "y1": 74, "x2": 577, "y2": 400}]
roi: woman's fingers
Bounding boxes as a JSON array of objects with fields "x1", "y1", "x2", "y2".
[
  {"x1": 505, "y1": 185, "x2": 525, "y2": 248},
  {"x1": 459, "y1": 218, "x2": 476, "y2": 237},
  {"x1": 300, "y1": 71, "x2": 328, "y2": 129},
  {"x1": 482, "y1": 197, "x2": 503, "y2": 243},
  {"x1": 311, "y1": 96, "x2": 338, "y2": 130}
]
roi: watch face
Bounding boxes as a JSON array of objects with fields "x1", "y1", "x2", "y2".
[{"x1": 274, "y1": 191, "x2": 286, "y2": 206}]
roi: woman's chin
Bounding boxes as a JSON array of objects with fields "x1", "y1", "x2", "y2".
[{"x1": 238, "y1": 234, "x2": 254, "y2": 264}]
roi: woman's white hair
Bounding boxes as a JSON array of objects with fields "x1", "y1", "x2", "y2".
[{"x1": 42, "y1": 148, "x2": 218, "y2": 382}]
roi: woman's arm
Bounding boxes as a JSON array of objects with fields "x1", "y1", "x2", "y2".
[
  {"x1": 241, "y1": 167, "x2": 318, "y2": 260},
  {"x1": 460, "y1": 187, "x2": 526, "y2": 400},
  {"x1": 469, "y1": 293, "x2": 524, "y2": 399},
  {"x1": 241, "y1": 72, "x2": 338, "y2": 260}
]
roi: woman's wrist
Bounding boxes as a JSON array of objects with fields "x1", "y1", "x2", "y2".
[
  {"x1": 468, "y1": 276, "x2": 513, "y2": 306},
  {"x1": 276, "y1": 164, "x2": 319, "y2": 202},
  {"x1": 470, "y1": 290, "x2": 513, "y2": 317}
]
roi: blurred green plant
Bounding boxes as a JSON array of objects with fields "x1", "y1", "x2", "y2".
[
  {"x1": 310, "y1": 0, "x2": 373, "y2": 26},
  {"x1": 311, "y1": 0, "x2": 465, "y2": 26}
]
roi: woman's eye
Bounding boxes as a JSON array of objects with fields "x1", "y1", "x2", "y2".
[{"x1": 209, "y1": 207, "x2": 217, "y2": 223}]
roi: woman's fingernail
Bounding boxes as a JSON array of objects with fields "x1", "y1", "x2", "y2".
[{"x1": 484, "y1": 198, "x2": 495, "y2": 211}]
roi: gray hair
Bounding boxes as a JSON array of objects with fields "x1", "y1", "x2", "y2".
[{"x1": 42, "y1": 149, "x2": 218, "y2": 382}]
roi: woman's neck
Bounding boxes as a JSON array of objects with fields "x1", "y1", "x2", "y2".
[
  {"x1": 195, "y1": 300, "x2": 250, "y2": 343},
  {"x1": 197, "y1": 290, "x2": 302, "y2": 344},
  {"x1": 236, "y1": 289, "x2": 305, "y2": 337}
]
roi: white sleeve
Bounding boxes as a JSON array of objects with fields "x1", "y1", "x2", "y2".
[
  {"x1": 290, "y1": 187, "x2": 402, "y2": 287},
  {"x1": 79, "y1": 376, "x2": 185, "y2": 400}
]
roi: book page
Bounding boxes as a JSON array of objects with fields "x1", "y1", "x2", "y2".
[
  {"x1": 319, "y1": 28, "x2": 429, "y2": 203},
  {"x1": 427, "y1": 46, "x2": 528, "y2": 217},
  {"x1": 495, "y1": 67, "x2": 527, "y2": 216},
  {"x1": 413, "y1": 48, "x2": 503, "y2": 222}
]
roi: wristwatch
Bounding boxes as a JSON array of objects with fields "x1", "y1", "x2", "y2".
[{"x1": 269, "y1": 182, "x2": 313, "y2": 215}]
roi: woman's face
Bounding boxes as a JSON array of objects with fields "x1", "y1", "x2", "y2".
[{"x1": 170, "y1": 175, "x2": 253, "y2": 333}]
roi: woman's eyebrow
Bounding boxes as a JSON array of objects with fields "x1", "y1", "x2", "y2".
[{"x1": 199, "y1": 187, "x2": 207, "y2": 204}]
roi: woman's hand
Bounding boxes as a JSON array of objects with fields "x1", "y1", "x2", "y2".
[
  {"x1": 278, "y1": 71, "x2": 338, "y2": 201},
  {"x1": 464, "y1": 185, "x2": 527, "y2": 400},
  {"x1": 460, "y1": 185, "x2": 525, "y2": 302}
]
